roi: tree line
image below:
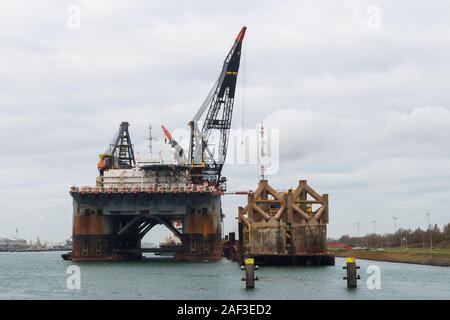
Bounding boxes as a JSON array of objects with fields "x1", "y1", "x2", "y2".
[{"x1": 336, "y1": 222, "x2": 450, "y2": 249}]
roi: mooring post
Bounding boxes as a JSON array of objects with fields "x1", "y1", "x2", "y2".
[
  {"x1": 343, "y1": 257, "x2": 360, "y2": 288},
  {"x1": 241, "y1": 258, "x2": 259, "y2": 289}
]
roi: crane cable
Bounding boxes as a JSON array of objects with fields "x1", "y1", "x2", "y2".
[{"x1": 241, "y1": 39, "x2": 246, "y2": 145}]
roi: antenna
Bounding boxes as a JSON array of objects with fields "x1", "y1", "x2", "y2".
[
  {"x1": 147, "y1": 124, "x2": 154, "y2": 160},
  {"x1": 355, "y1": 222, "x2": 360, "y2": 247},
  {"x1": 392, "y1": 216, "x2": 398, "y2": 232},
  {"x1": 259, "y1": 121, "x2": 266, "y2": 180},
  {"x1": 370, "y1": 220, "x2": 377, "y2": 249},
  {"x1": 425, "y1": 209, "x2": 432, "y2": 250}
]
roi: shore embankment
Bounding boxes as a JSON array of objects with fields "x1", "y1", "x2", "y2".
[{"x1": 332, "y1": 248, "x2": 450, "y2": 267}]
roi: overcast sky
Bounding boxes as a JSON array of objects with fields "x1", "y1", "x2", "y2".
[{"x1": 1, "y1": 0, "x2": 450, "y2": 242}]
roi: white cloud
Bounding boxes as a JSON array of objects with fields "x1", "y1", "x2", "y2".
[
  {"x1": 381, "y1": 105, "x2": 450, "y2": 145},
  {"x1": 1, "y1": 0, "x2": 450, "y2": 241}
]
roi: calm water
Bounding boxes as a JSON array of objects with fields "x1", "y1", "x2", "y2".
[{"x1": 0, "y1": 251, "x2": 449, "y2": 299}]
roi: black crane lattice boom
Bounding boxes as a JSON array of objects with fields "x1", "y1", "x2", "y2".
[{"x1": 190, "y1": 26, "x2": 247, "y2": 188}]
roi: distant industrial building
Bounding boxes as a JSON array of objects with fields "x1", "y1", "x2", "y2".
[{"x1": 0, "y1": 237, "x2": 28, "y2": 251}]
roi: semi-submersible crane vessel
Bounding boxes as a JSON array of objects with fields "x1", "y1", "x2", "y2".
[{"x1": 68, "y1": 27, "x2": 247, "y2": 261}]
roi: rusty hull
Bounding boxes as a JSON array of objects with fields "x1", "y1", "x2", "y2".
[
  {"x1": 231, "y1": 180, "x2": 334, "y2": 266},
  {"x1": 70, "y1": 189, "x2": 222, "y2": 261},
  {"x1": 177, "y1": 212, "x2": 222, "y2": 261}
]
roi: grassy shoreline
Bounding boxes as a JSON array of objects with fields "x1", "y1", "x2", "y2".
[{"x1": 331, "y1": 248, "x2": 450, "y2": 267}]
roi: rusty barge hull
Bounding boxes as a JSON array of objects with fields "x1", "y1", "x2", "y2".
[
  {"x1": 70, "y1": 183, "x2": 222, "y2": 262},
  {"x1": 224, "y1": 180, "x2": 335, "y2": 266},
  {"x1": 249, "y1": 254, "x2": 335, "y2": 266}
]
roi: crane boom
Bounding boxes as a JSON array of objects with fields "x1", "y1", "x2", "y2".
[
  {"x1": 98, "y1": 122, "x2": 136, "y2": 175},
  {"x1": 189, "y1": 26, "x2": 246, "y2": 188},
  {"x1": 161, "y1": 125, "x2": 187, "y2": 164}
]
